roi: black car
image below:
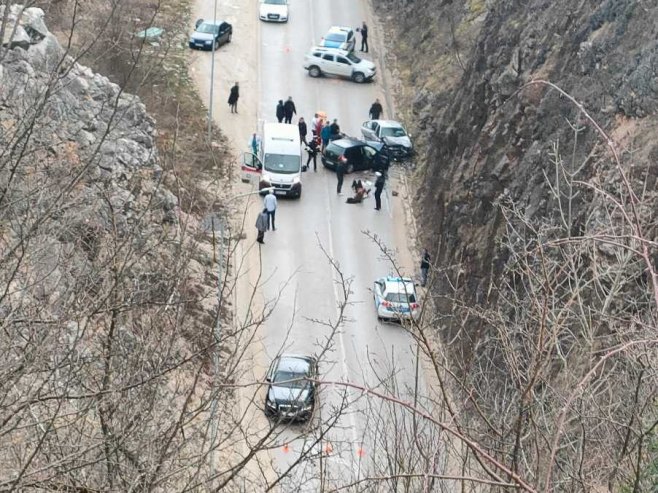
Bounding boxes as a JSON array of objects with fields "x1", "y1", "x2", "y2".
[
  {"x1": 188, "y1": 19, "x2": 232, "y2": 50},
  {"x1": 265, "y1": 355, "x2": 318, "y2": 422},
  {"x1": 321, "y1": 138, "x2": 390, "y2": 173}
]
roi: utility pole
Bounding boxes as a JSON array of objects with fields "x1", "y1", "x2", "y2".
[{"x1": 207, "y1": 0, "x2": 218, "y2": 141}]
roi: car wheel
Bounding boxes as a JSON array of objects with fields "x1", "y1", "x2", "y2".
[
  {"x1": 308, "y1": 66, "x2": 321, "y2": 78},
  {"x1": 346, "y1": 163, "x2": 354, "y2": 173},
  {"x1": 352, "y1": 72, "x2": 365, "y2": 83}
]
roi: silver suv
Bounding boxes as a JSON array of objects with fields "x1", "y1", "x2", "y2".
[{"x1": 303, "y1": 46, "x2": 375, "y2": 83}]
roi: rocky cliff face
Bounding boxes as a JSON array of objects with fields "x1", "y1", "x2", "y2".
[
  {"x1": 0, "y1": 6, "x2": 215, "y2": 488},
  {"x1": 377, "y1": 0, "x2": 658, "y2": 489}
]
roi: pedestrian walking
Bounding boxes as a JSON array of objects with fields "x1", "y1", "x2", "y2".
[
  {"x1": 298, "y1": 117, "x2": 308, "y2": 145},
  {"x1": 420, "y1": 248, "x2": 431, "y2": 287},
  {"x1": 263, "y1": 189, "x2": 277, "y2": 230},
  {"x1": 321, "y1": 122, "x2": 332, "y2": 151},
  {"x1": 374, "y1": 171, "x2": 385, "y2": 210},
  {"x1": 359, "y1": 22, "x2": 368, "y2": 52},
  {"x1": 283, "y1": 96, "x2": 297, "y2": 124},
  {"x1": 369, "y1": 98, "x2": 383, "y2": 120},
  {"x1": 228, "y1": 82, "x2": 239, "y2": 113},
  {"x1": 276, "y1": 100, "x2": 285, "y2": 123},
  {"x1": 336, "y1": 159, "x2": 346, "y2": 195},
  {"x1": 255, "y1": 208, "x2": 269, "y2": 244},
  {"x1": 250, "y1": 132, "x2": 261, "y2": 155},
  {"x1": 306, "y1": 139, "x2": 319, "y2": 172}
]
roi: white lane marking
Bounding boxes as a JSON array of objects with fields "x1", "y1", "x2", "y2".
[{"x1": 325, "y1": 180, "x2": 361, "y2": 479}]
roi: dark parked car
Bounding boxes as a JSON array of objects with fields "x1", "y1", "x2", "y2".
[
  {"x1": 264, "y1": 355, "x2": 318, "y2": 422},
  {"x1": 189, "y1": 19, "x2": 232, "y2": 50},
  {"x1": 321, "y1": 138, "x2": 390, "y2": 173}
]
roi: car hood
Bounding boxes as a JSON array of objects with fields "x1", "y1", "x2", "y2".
[
  {"x1": 382, "y1": 135, "x2": 412, "y2": 148},
  {"x1": 260, "y1": 4, "x2": 288, "y2": 15},
  {"x1": 269, "y1": 385, "x2": 310, "y2": 404},
  {"x1": 190, "y1": 32, "x2": 214, "y2": 42}
]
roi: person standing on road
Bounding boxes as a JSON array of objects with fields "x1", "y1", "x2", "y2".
[
  {"x1": 228, "y1": 82, "x2": 239, "y2": 113},
  {"x1": 420, "y1": 248, "x2": 431, "y2": 287},
  {"x1": 321, "y1": 121, "x2": 332, "y2": 151},
  {"x1": 263, "y1": 189, "x2": 277, "y2": 231},
  {"x1": 298, "y1": 117, "x2": 308, "y2": 145},
  {"x1": 374, "y1": 171, "x2": 385, "y2": 210},
  {"x1": 369, "y1": 98, "x2": 383, "y2": 120},
  {"x1": 311, "y1": 113, "x2": 319, "y2": 139},
  {"x1": 276, "y1": 100, "x2": 285, "y2": 123},
  {"x1": 359, "y1": 22, "x2": 368, "y2": 52},
  {"x1": 255, "y1": 208, "x2": 269, "y2": 244},
  {"x1": 336, "y1": 159, "x2": 346, "y2": 195},
  {"x1": 329, "y1": 119, "x2": 341, "y2": 141},
  {"x1": 306, "y1": 139, "x2": 319, "y2": 172},
  {"x1": 250, "y1": 132, "x2": 261, "y2": 156},
  {"x1": 283, "y1": 96, "x2": 297, "y2": 124}
]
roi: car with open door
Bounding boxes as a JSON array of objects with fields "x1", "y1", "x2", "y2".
[{"x1": 321, "y1": 138, "x2": 389, "y2": 173}]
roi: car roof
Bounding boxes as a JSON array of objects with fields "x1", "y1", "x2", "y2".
[
  {"x1": 380, "y1": 276, "x2": 416, "y2": 293},
  {"x1": 276, "y1": 355, "x2": 315, "y2": 373},
  {"x1": 329, "y1": 137, "x2": 367, "y2": 148},
  {"x1": 327, "y1": 26, "x2": 353, "y2": 34},
  {"x1": 370, "y1": 120, "x2": 404, "y2": 128},
  {"x1": 308, "y1": 46, "x2": 351, "y2": 56}
]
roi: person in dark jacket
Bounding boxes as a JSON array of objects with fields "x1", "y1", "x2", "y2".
[
  {"x1": 329, "y1": 119, "x2": 340, "y2": 140},
  {"x1": 255, "y1": 208, "x2": 269, "y2": 244},
  {"x1": 369, "y1": 98, "x2": 383, "y2": 120},
  {"x1": 276, "y1": 100, "x2": 285, "y2": 123},
  {"x1": 298, "y1": 117, "x2": 308, "y2": 145},
  {"x1": 420, "y1": 248, "x2": 431, "y2": 287},
  {"x1": 283, "y1": 97, "x2": 296, "y2": 124},
  {"x1": 359, "y1": 22, "x2": 368, "y2": 52},
  {"x1": 373, "y1": 171, "x2": 385, "y2": 210},
  {"x1": 228, "y1": 82, "x2": 239, "y2": 113},
  {"x1": 335, "y1": 160, "x2": 346, "y2": 195},
  {"x1": 306, "y1": 139, "x2": 319, "y2": 172}
]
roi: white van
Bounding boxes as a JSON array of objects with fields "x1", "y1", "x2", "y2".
[{"x1": 242, "y1": 123, "x2": 302, "y2": 198}]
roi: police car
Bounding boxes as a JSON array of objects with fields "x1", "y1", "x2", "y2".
[{"x1": 373, "y1": 276, "x2": 420, "y2": 321}]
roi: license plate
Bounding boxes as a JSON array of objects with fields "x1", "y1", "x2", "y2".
[{"x1": 274, "y1": 189, "x2": 286, "y2": 195}]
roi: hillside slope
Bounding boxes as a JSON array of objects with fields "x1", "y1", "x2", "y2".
[{"x1": 377, "y1": 0, "x2": 658, "y2": 490}]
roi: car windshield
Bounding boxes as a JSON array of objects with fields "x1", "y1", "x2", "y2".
[
  {"x1": 197, "y1": 23, "x2": 219, "y2": 34},
  {"x1": 324, "y1": 143, "x2": 346, "y2": 159},
  {"x1": 385, "y1": 292, "x2": 416, "y2": 303},
  {"x1": 325, "y1": 33, "x2": 346, "y2": 42},
  {"x1": 346, "y1": 52, "x2": 362, "y2": 63},
  {"x1": 273, "y1": 370, "x2": 307, "y2": 388},
  {"x1": 264, "y1": 0, "x2": 286, "y2": 4},
  {"x1": 264, "y1": 154, "x2": 300, "y2": 173},
  {"x1": 381, "y1": 127, "x2": 407, "y2": 137}
]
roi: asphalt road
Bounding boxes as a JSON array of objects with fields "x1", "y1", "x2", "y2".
[{"x1": 192, "y1": 0, "x2": 431, "y2": 489}]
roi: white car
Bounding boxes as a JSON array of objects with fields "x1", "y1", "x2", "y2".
[
  {"x1": 303, "y1": 46, "x2": 375, "y2": 83},
  {"x1": 259, "y1": 0, "x2": 289, "y2": 22},
  {"x1": 373, "y1": 276, "x2": 421, "y2": 321},
  {"x1": 319, "y1": 26, "x2": 356, "y2": 52},
  {"x1": 361, "y1": 120, "x2": 414, "y2": 159}
]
